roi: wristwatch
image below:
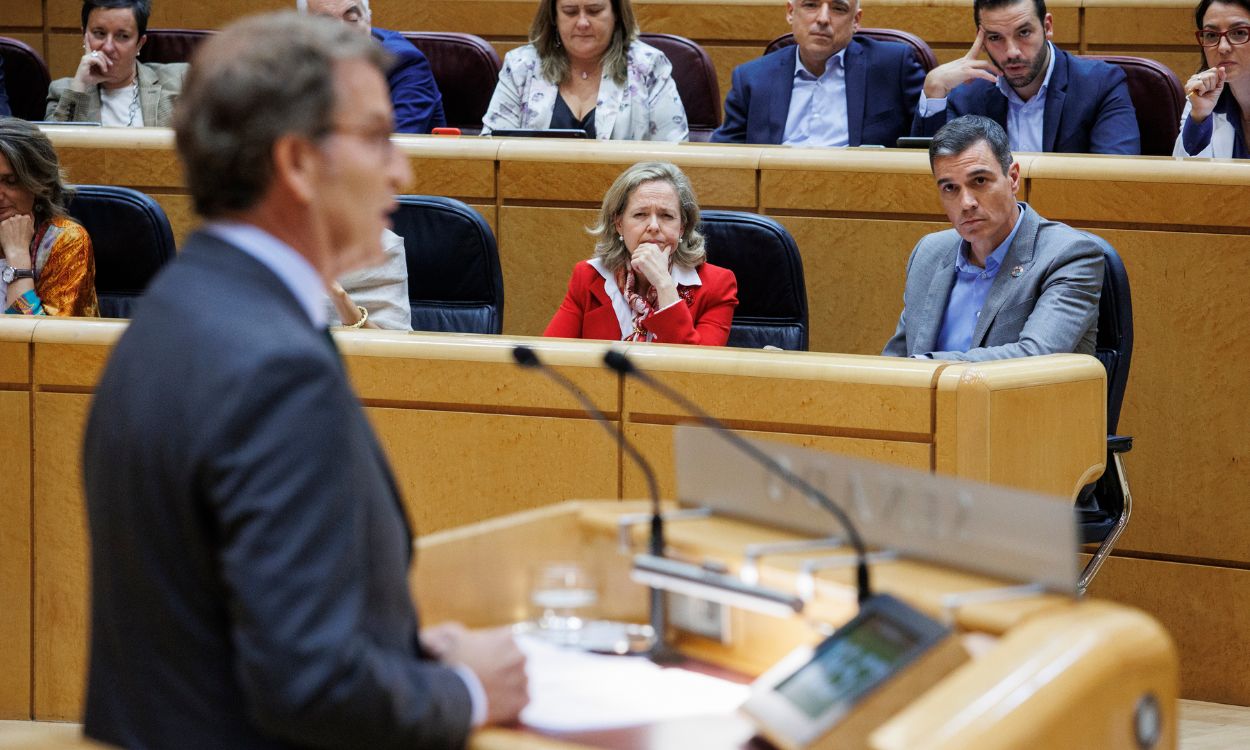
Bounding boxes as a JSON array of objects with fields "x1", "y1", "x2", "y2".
[{"x1": 1, "y1": 266, "x2": 34, "y2": 284}]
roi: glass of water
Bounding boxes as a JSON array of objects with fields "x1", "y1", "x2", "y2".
[{"x1": 530, "y1": 562, "x2": 597, "y2": 643}]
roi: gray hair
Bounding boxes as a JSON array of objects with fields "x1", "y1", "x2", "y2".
[
  {"x1": 0, "y1": 117, "x2": 75, "y2": 224},
  {"x1": 928, "y1": 115, "x2": 1014, "y2": 175},
  {"x1": 589, "y1": 161, "x2": 706, "y2": 272},
  {"x1": 295, "y1": 0, "x2": 371, "y2": 19},
  {"x1": 174, "y1": 12, "x2": 390, "y2": 218},
  {"x1": 529, "y1": 0, "x2": 639, "y2": 86}
]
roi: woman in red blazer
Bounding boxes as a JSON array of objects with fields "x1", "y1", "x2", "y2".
[{"x1": 544, "y1": 161, "x2": 738, "y2": 345}]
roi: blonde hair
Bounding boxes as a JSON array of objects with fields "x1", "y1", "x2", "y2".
[
  {"x1": 528, "y1": 0, "x2": 639, "y2": 85},
  {"x1": 589, "y1": 161, "x2": 706, "y2": 272}
]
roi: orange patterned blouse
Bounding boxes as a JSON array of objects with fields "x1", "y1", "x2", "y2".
[{"x1": 5, "y1": 216, "x2": 99, "y2": 317}]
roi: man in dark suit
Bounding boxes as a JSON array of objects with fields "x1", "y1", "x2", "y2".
[
  {"x1": 299, "y1": 0, "x2": 446, "y2": 133},
  {"x1": 82, "y1": 13, "x2": 526, "y2": 749},
  {"x1": 884, "y1": 116, "x2": 1102, "y2": 360},
  {"x1": 911, "y1": 0, "x2": 1139, "y2": 154},
  {"x1": 711, "y1": 0, "x2": 924, "y2": 147}
]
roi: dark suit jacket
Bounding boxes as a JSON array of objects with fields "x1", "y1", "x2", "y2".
[
  {"x1": 374, "y1": 27, "x2": 446, "y2": 134},
  {"x1": 544, "y1": 260, "x2": 738, "y2": 345},
  {"x1": 83, "y1": 232, "x2": 472, "y2": 749},
  {"x1": 712, "y1": 37, "x2": 925, "y2": 146},
  {"x1": 912, "y1": 45, "x2": 1140, "y2": 154},
  {"x1": 882, "y1": 203, "x2": 1102, "y2": 361}
]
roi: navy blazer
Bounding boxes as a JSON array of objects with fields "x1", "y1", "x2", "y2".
[
  {"x1": 374, "y1": 27, "x2": 446, "y2": 134},
  {"x1": 83, "y1": 233, "x2": 472, "y2": 749},
  {"x1": 712, "y1": 36, "x2": 924, "y2": 146},
  {"x1": 912, "y1": 45, "x2": 1140, "y2": 154}
]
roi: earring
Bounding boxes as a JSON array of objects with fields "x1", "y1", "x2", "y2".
[{"x1": 618, "y1": 235, "x2": 624, "y2": 243}]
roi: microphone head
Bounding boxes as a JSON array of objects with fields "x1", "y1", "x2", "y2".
[
  {"x1": 512, "y1": 345, "x2": 541, "y2": 368},
  {"x1": 603, "y1": 349, "x2": 635, "y2": 374}
]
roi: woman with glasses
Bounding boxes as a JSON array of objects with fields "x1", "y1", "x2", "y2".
[{"x1": 1176, "y1": 0, "x2": 1250, "y2": 156}]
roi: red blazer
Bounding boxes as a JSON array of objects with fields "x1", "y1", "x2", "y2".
[{"x1": 544, "y1": 261, "x2": 738, "y2": 346}]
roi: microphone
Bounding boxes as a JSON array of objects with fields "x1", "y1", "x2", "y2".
[
  {"x1": 511, "y1": 345, "x2": 675, "y2": 660},
  {"x1": 604, "y1": 349, "x2": 873, "y2": 605}
]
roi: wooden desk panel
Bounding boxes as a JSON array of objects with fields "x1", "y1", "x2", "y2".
[
  {"x1": 758, "y1": 149, "x2": 941, "y2": 215},
  {"x1": 31, "y1": 392, "x2": 92, "y2": 722},
  {"x1": 498, "y1": 206, "x2": 601, "y2": 337},
  {"x1": 0, "y1": 393, "x2": 32, "y2": 720},
  {"x1": 1083, "y1": 3, "x2": 1194, "y2": 47}
]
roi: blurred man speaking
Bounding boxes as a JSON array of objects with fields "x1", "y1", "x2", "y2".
[{"x1": 82, "y1": 13, "x2": 526, "y2": 749}]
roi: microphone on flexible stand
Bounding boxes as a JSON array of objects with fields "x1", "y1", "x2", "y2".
[
  {"x1": 603, "y1": 349, "x2": 873, "y2": 605},
  {"x1": 511, "y1": 345, "x2": 678, "y2": 661}
]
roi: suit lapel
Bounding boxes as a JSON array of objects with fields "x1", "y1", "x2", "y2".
[
  {"x1": 970, "y1": 205, "x2": 1039, "y2": 346},
  {"x1": 914, "y1": 239, "x2": 960, "y2": 353},
  {"x1": 767, "y1": 47, "x2": 798, "y2": 143},
  {"x1": 844, "y1": 40, "x2": 867, "y2": 147},
  {"x1": 985, "y1": 85, "x2": 1009, "y2": 133},
  {"x1": 138, "y1": 63, "x2": 160, "y2": 127},
  {"x1": 584, "y1": 273, "x2": 624, "y2": 338},
  {"x1": 1042, "y1": 46, "x2": 1068, "y2": 152}
]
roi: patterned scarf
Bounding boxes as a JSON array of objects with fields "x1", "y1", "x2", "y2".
[{"x1": 618, "y1": 266, "x2": 661, "y2": 342}]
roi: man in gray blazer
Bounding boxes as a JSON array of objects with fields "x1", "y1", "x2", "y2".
[
  {"x1": 883, "y1": 115, "x2": 1101, "y2": 361},
  {"x1": 82, "y1": 13, "x2": 526, "y2": 749}
]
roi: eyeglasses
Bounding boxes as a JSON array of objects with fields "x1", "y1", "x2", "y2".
[{"x1": 1196, "y1": 26, "x2": 1250, "y2": 47}]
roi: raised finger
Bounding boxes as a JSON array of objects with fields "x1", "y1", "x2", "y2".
[{"x1": 967, "y1": 28, "x2": 985, "y2": 59}]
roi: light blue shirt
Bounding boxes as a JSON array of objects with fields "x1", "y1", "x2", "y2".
[
  {"x1": 934, "y1": 204, "x2": 1025, "y2": 353},
  {"x1": 917, "y1": 42, "x2": 1058, "y2": 153},
  {"x1": 995, "y1": 42, "x2": 1057, "y2": 153},
  {"x1": 201, "y1": 221, "x2": 328, "y2": 328},
  {"x1": 782, "y1": 48, "x2": 849, "y2": 147}
]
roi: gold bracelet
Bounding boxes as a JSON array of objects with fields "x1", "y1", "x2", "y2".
[{"x1": 347, "y1": 305, "x2": 369, "y2": 329}]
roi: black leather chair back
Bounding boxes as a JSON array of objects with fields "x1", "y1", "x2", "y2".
[
  {"x1": 402, "y1": 32, "x2": 501, "y2": 135},
  {"x1": 391, "y1": 195, "x2": 504, "y2": 334},
  {"x1": 1085, "y1": 233, "x2": 1134, "y2": 434},
  {"x1": 1082, "y1": 55, "x2": 1184, "y2": 157},
  {"x1": 0, "y1": 37, "x2": 52, "y2": 121},
  {"x1": 139, "y1": 28, "x2": 213, "y2": 64},
  {"x1": 68, "y1": 186, "x2": 176, "y2": 319},
  {"x1": 764, "y1": 29, "x2": 938, "y2": 72},
  {"x1": 698, "y1": 210, "x2": 808, "y2": 350},
  {"x1": 638, "y1": 33, "x2": 722, "y2": 141}
]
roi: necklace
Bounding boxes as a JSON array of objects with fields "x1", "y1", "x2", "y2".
[{"x1": 124, "y1": 69, "x2": 140, "y2": 127}]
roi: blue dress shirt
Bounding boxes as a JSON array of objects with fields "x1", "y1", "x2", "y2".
[
  {"x1": 919, "y1": 42, "x2": 1058, "y2": 152},
  {"x1": 782, "y1": 48, "x2": 850, "y2": 147},
  {"x1": 934, "y1": 204, "x2": 1025, "y2": 353}
]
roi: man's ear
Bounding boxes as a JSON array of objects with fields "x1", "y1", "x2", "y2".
[
  {"x1": 271, "y1": 134, "x2": 319, "y2": 205},
  {"x1": 1008, "y1": 160, "x2": 1021, "y2": 194}
]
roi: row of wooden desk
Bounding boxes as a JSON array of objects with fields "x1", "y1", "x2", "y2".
[
  {"x1": 0, "y1": 318, "x2": 1106, "y2": 722},
  {"x1": 20, "y1": 127, "x2": 1250, "y2": 705},
  {"x1": 5, "y1": 0, "x2": 1206, "y2": 103}
]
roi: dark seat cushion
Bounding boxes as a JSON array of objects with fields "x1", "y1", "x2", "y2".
[
  {"x1": 390, "y1": 195, "x2": 504, "y2": 334},
  {"x1": 67, "y1": 186, "x2": 176, "y2": 319},
  {"x1": 1081, "y1": 55, "x2": 1184, "y2": 157},
  {"x1": 0, "y1": 36, "x2": 52, "y2": 121},
  {"x1": 764, "y1": 29, "x2": 938, "y2": 72},
  {"x1": 699, "y1": 210, "x2": 808, "y2": 350},
  {"x1": 401, "y1": 32, "x2": 501, "y2": 135},
  {"x1": 139, "y1": 29, "x2": 213, "y2": 65},
  {"x1": 638, "y1": 33, "x2": 721, "y2": 142}
]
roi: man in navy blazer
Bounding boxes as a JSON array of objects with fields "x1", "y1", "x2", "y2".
[
  {"x1": 82, "y1": 14, "x2": 526, "y2": 749},
  {"x1": 712, "y1": 0, "x2": 924, "y2": 147},
  {"x1": 300, "y1": 0, "x2": 446, "y2": 133},
  {"x1": 911, "y1": 0, "x2": 1139, "y2": 154}
]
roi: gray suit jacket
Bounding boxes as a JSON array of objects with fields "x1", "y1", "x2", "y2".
[
  {"x1": 83, "y1": 232, "x2": 472, "y2": 749},
  {"x1": 46, "y1": 61, "x2": 187, "y2": 125},
  {"x1": 882, "y1": 203, "x2": 1102, "y2": 361}
]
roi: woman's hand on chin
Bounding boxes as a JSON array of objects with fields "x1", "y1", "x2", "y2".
[
  {"x1": 631, "y1": 242, "x2": 680, "y2": 306},
  {"x1": 0, "y1": 214, "x2": 35, "y2": 267}
]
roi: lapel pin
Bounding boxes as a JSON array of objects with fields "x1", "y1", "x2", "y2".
[{"x1": 1010, "y1": 265, "x2": 1024, "y2": 278}]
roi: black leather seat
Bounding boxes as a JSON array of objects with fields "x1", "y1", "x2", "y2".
[
  {"x1": 638, "y1": 33, "x2": 722, "y2": 142},
  {"x1": 1077, "y1": 233, "x2": 1134, "y2": 593},
  {"x1": 764, "y1": 28, "x2": 938, "y2": 72},
  {"x1": 698, "y1": 210, "x2": 808, "y2": 350},
  {"x1": 139, "y1": 28, "x2": 212, "y2": 64},
  {"x1": 390, "y1": 195, "x2": 504, "y2": 334},
  {"x1": 401, "y1": 32, "x2": 501, "y2": 135},
  {"x1": 0, "y1": 36, "x2": 52, "y2": 121},
  {"x1": 67, "y1": 186, "x2": 176, "y2": 319},
  {"x1": 1081, "y1": 55, "x2": 1184, "y2": 157}
]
